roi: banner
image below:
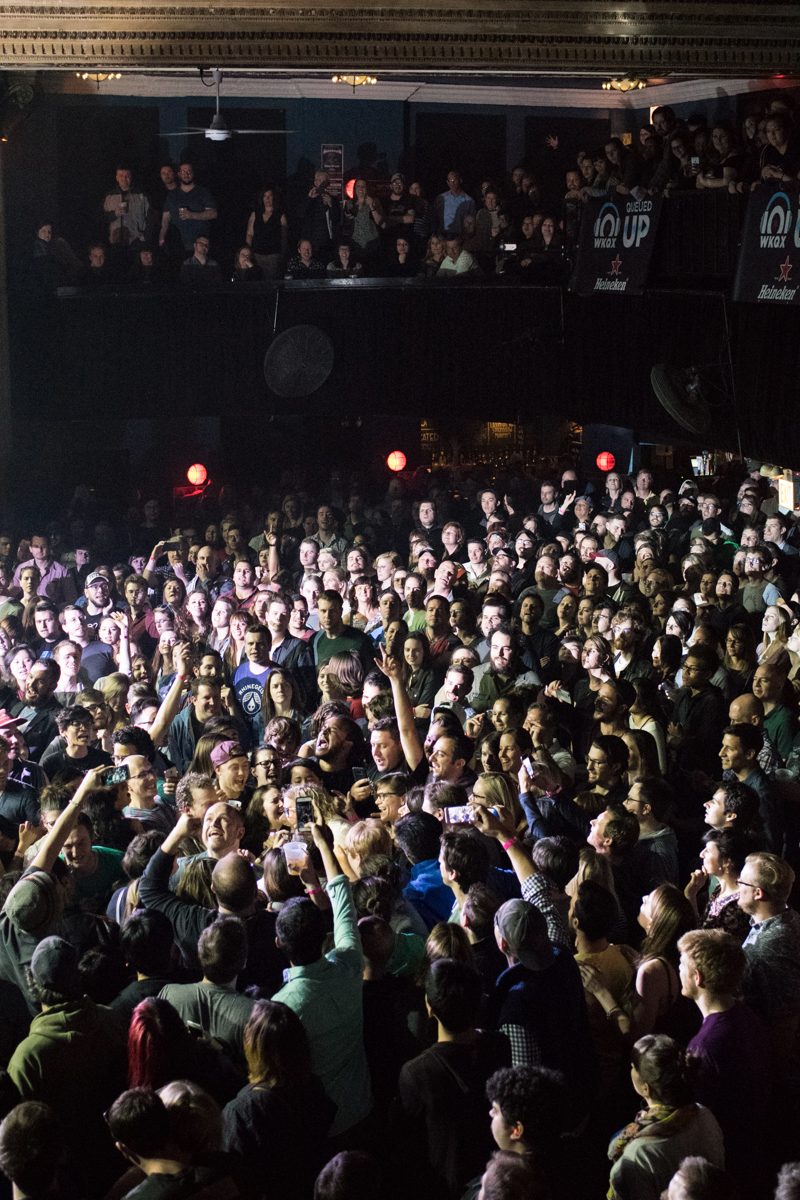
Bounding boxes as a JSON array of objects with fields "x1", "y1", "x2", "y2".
[
  {"x1": 572, "y1": 194, "x2": 662, "y2": 296},
  {"x1": 733, "y1": 183, "x2": 800, "y2": 304}
]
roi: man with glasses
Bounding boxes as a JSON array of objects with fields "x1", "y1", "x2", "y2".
[
  {"x1": 179, "y1": 235, "x2": 222, "y2": 287},
  {"x1": 120, "y1": 754, "x2": 175, "y2": 834},
  {"x1": 40, "y1": 706, "x2": 112, "y2": 778},
  {"x1": 738, "y1": 852, "x2": 800, "y2": 1061}
]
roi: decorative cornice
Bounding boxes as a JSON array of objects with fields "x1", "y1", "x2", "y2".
[{"x1": 1, "y1": 0, "x2": 798, "y2": 71}]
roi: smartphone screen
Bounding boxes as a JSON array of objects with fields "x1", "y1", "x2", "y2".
[
  {"x1": 444, "y1": 805, "x2": 473, "y2": 824},
  {"x1": 352, "y1": 767, "x2": 367, "y2": 783},
  {"x1": 521, "y1": 756, "x2": 535, "y2": 778},
  {"x1": 295, "y1": 799, "x2": 314, "y2": 829},
  {"x1": 103, "y1": 765, "x2": 130, "y2": 785}
]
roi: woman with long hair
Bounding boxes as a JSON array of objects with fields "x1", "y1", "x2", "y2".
[
  {"x1": 99, "y1": 672, "x2": 133, "y2": 733},
  {"x1": 608, "y1": 1035, "x2": 724, "y2": 1200},
  {"x1": 471, "y1": 771, "x2": 527, "y2": 836},
  {"x1": 1, "y1": 643, "x2": 34, "y2": 708},
  {"x1": 246, "y1": 186, "x2": 288, "y2": 278},
  {"x1": 723, "y1": 622, "x2": 758, "y2": 695},
  {"x1": 418, "y1": 232, "x2": 446, "y2": 277},
  {"x1": 628, "y1": 679, "x2": 668, "y2": 773},
  {"x1": 622, "y1": 728, "x2": 661, "y2": 783},
  {"x1": 403, "y1": 632, "x2": 436, "y2": 729},
  {"x1": 128, "y1": 997, "x2": 242, "y2": 1105},
  {"x1": 185, "y1": 590, "x2": 213, "y2": 645},
  {"x1": 554, "y1": 593, "x2": 580, "y2": 640},
  {"x1": 349, "y1": 577, "x2": 381, "y2": 632},
  {"x1": 224, "y1": 611, "x2": 251, "y2": 677},
  {"x1": 581, "y1": 884, "x2": 697, "y2": 1043},
  {"x1": 757, "y1": 604, "x2": 800, "y2": 676},
  {"x1": 209, "y1": 595, "x2": 235, "y2": 655},
  {"x1": 651, "y1": 634, "x2": 683, "y2": 704},
  {"x1": 572, "y1": 634, "x2": 615, "y2": 714},
  {"x1": 222, "y1": 1000, "x2": 335, "y2": 1200},
  {"x1": 342, "y1": 177, "x2": 384, "y2": 264},
  {"x1": 244, "y1": 786, "x2": 288, "y2": 856},
  {"x1": 261, "y1": 668, "x2": 304, "y2": 729}
]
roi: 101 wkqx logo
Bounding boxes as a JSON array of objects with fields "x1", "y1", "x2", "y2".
[
  {"x1": 759, "y1": 191, "x2": 800, "y2": 249},
  {"x1": 593, "y1": 200, "x2": 653, "y2": 250},
  {"x1": 756, "y1": 191, "x2": 799, "y2": 300}
]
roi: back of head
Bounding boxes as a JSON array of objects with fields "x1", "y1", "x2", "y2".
[
  {"x1": 425, "y1": 957, "x2": 482, "y2": 1033},
  {"x1": 358, "y1": 915, "x2": 396, "y2": 974},
  {"x1": 462, "y1": 883, "x2": 503, "y2": 941},
  {"x1": 198, "y1": 916, "x2": 248, "y2": 985},
  {"x1": 677, "y1": 929, "x2": 745, "y2": 995},
  {"x1": 530, "y1": 837, "x2": 580, "y2": 890},
  {"x1": 243, "y1": 998, "x2": 311, "y2": 1089},
  {"x1": 158, "y1": 1081, "x2": 222, "y2": 1156},
  {"x1": 0, "y1": 1102, "x2": 65, "y2": 1196},
  {"x1": 573, "y1": 879, "x2": 619, "y2": 942},
  {"x1": 107, "y1": 1088, "x2": 170, "y2": 1160},
  {"x1": 745, "y1": 850, "x2": 795, "y2": 906},
  {"x1": 604, "y1": 806, "x2": 640, "y2": 854},
  {"x1": 120, "y1": 908, "x2": 174, "y2": 978},
  {"x1": 211, "y1": 852, "x2": 257, "y2": 911},
  {"x1": 128, "y1": 997, "x2": 188, "y2": 1089},
  {"x1": 441, "y1": 829, "x2": 490, "y2": 889},
  {"x1": 314, "y1": 1152, "x2": 382, "y2": 1200},
  {"x1": 631, "y1": 1034, "x2": 693, "y2": 1107},
  {"x1": 394, "y1": 811, "x2": 442, "y2": 864},
  {"x1": 276, "y1": 896, "x2": 327, "y2": 966},
  {"x1": 426, "y1": 922, "x2": 474, "y2": 967},
  {"x1": 481, "y1": 1151, "x2": 550, "y2": 1200},
  {"x1": 486, "y1": 1065, "x2": 567, "y2": 1147},
  {"x1": 670, "y1": 1157, "x2": 739, "y2": 1200},
  {"x1": 776, "y1": 1162, "x2": 800, "y2": 1200}
]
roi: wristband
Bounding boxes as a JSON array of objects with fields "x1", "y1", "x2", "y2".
[
  {"x1": 305, "y1": 884, "x2": 324, "y2": 897},
  {"x1": 502, "y1": 837, "x2": 517, "y2": 851},
  {"x1": 176, "y1": 673, "x2": 187, "y2": 681}
]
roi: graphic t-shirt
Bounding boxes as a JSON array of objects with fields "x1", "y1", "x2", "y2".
[{"x1": 233, "y1": 662, "x2": 272, "y2": 726}]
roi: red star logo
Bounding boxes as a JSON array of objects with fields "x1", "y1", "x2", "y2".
[
  {"x1": 609, "y1": 255, "x2": 622, "y2": 276},
  {"x1": 776, "y1": 256, "x2": 793, "y2": 282}
]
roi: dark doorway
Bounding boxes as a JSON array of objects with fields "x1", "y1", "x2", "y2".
[
  {"x1": 412, "y1": 113, "x2": 507, "y2": 198},
  {"x1": 525, "y1": 115, "x2": 610, "y2": 206},
  {"x1": 184, "y1": 107, "x2": 287, "y2": 262},
  {"x1": 55, "y1": 104, "x2": 161, "y2": 250}
]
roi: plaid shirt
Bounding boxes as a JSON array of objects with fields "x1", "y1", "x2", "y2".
[{"x1": 521, "y1": 872, "x2": 572, "y2": 952}]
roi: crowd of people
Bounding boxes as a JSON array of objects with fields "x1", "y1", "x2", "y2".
[
  {"x1": 2, "y1": 453, "x2": 800, "y2": 1200},
  {"x1": 27, "y1": 97, "x2": 800, "y2": 291}
]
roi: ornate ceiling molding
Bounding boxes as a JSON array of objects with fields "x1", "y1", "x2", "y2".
[{"x1": 1, "y1": 0, "x2": 798, "y2": 72}]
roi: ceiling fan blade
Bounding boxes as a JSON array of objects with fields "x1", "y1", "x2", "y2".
[
  {"x1": 163, "y1": 130, "x2": 204, "y2": 136},
  {"x1": 230, "y1": 129, "x2": 295, "y2": 135}
]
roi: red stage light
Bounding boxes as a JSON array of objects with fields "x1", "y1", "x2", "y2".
[
  {"x1": 596, "y1": 452, "x2": 615, "y2": 472},
  {"x1": 346, "y1": 178, "x2": 356, "y2": 200},
  {"x1": 187, "y1": 463, "x2": 208, "y2": 486},
  {"x1": 387, "y1": 451, "x2": 407, "y2": 472}
]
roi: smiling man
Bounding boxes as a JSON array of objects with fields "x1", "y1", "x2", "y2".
[{"x1": 40, "y1": 706, "x2": 112, "y2": 778}]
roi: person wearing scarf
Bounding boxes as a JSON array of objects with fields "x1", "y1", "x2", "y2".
[{"x1": 608, "y1": 1034, "x2": 724, "y2": 1200}]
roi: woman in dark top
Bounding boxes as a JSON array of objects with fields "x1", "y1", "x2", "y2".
[
  {"x1": 404, "y1": 631, "x2": 437, "y2": 735},
  {"x1": 385, "y1": 232, "x2": 417, "y2": 277},
  {"x1": 696, "y1": 122, "x2": 746, "y2": 190},
  {"x1": 231, "y1": 245, "x2": 263, "y2": 282},
  {"x1": 222, "y1": 1000, "x2": 335, "y2": 1200},
  {"x1": 246, "y1": 187, "x2": 288, "y2": 278}
]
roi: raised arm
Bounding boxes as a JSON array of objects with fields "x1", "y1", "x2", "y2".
[
  {"x1": 375, "y1": 646, "x2": 423, "y2": 771},
  {"x1": 143, "y1": 541, "x2": 166, "y2": 587},
  {"x1": 111, "y1": 611, "x2": 132, "y2": 679},
  {"x1": 149, "y1": 640, "x2": 192, "y2": 749},
  {"x1": 31, "y1": 765, "x2": 107, "y2": 873}
]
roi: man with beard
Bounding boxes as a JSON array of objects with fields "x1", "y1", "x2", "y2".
[
  {"x1": 472, "y1": 625, "x2": 541, "y2": 714},
  {"x1": 592, "y1": 679, "x2": 635, "y2": 739},
  {"x1": 472, "y1": 598, "x2": 512, "y2": 663},
  {"x1": 10, "y1": 660, "x2": 61, "y2": 763},
  {"x1": 307, "y1": 712, "x2": 366, "y2": 796},
  {"x1": 519, "y1": 553, "x2": 561, "y2": 628},
  {"x1": 611, "y1": 613, "x2": 657, "y2": 684},
  {"x1": 424, "y1": 596, "x2": 460, "y2": 672}
]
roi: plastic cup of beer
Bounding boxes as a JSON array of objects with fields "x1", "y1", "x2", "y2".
[{"x1": 283, "y1": 841, "x2": 307, "y2": 875}]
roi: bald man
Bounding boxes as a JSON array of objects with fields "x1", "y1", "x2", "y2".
[
  {"x1": 752, "y1": 663, "x2": 797, "y2": 762},
  {"x1": 171, "y1": 800, "x2": 245, "y2": 888},
  {"x1": 139, "y1": 813, "x2": 285, "y2": 992},
  {"x1": 728, "y1": 693, "x2": 781, "y2": 776},
  {"x1": 120, "y1": 754, "x2": 176, "y2": 834}
]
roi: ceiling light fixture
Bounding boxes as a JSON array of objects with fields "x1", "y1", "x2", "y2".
[
  {"x1": 75, "y1": 73, "x2": 122, "y2": 90},
  {"x1": 602, "y1": 77, "x2": 647, "y2": 92},
  {"x1": 331, "y1": 75, "x2": 377, "y2": 91}
]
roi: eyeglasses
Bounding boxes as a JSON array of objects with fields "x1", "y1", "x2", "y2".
[{"x1": 736, "y1": 879, "x2": 759, "y2": 891}]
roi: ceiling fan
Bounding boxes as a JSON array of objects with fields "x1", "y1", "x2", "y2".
[{"x1": 164, "y1": 69, "x2": 293, "y2": 142}]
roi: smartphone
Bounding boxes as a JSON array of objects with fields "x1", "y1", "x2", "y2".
[
  {"x1": 352, "y1": 767, "x2": 367, "y2": 783},
  {"x1": 163, "y1": 539, "x2": 183, "y2": 552},
  {"x1": 103, "y1": 764, "x2": 129, "y2": 785},
  {"x1": 444, "y1": 805, "x2": 473, "y2": 824},
  {"x1": 295, "y1": 798, "x2": 314, "y2": 829},
  {"x1": 502, "y1": 243, "x2": 517, "y2": 251},
  {"x1": 521, "y1": 756, "x2": 535, "y2": 779}
]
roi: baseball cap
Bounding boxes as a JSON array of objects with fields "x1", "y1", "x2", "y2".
[
  {"x1": 85, "y1": 572, "x2": 108, "y2": 587},
  {"x1": 0, "y1": 709, "x2": 25, "y2": 734},
  {"x1": 4, "y1": 870, "x2": 60, "y2": 937},
  {"x1": 30, "y1": 936, "x2": 80, "y2": 994},
  {"x1": 494, "y1": 899, "x2": 554, "y2": 971},
  {"x1": 390, "y1": 172, "x2": 405, "y2": 184},
  {"x1": 210, "y1": 740, "x2": 247, "y2": 769}
]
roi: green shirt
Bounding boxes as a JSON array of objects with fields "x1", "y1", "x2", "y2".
[
  {"x1": 273, "y1": 874, "x2": 372, "y2": 1136},
  {"x1": 68, "y1": 846, "x2": 124, "y2": 914},
  {"x1": 404, "y1": 609, "x2": 428, "y2": 632},
  {"x1": 313, "y1": 627, "x2": 376, "y2": 674}
]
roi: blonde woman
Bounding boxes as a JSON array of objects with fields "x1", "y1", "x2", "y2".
[
  {"x1": 470, "y1": 770, "x2": 527, "y2": 836},
  {"x1": 418, "y1": 233, "x2": 446, "y2": 277}
]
